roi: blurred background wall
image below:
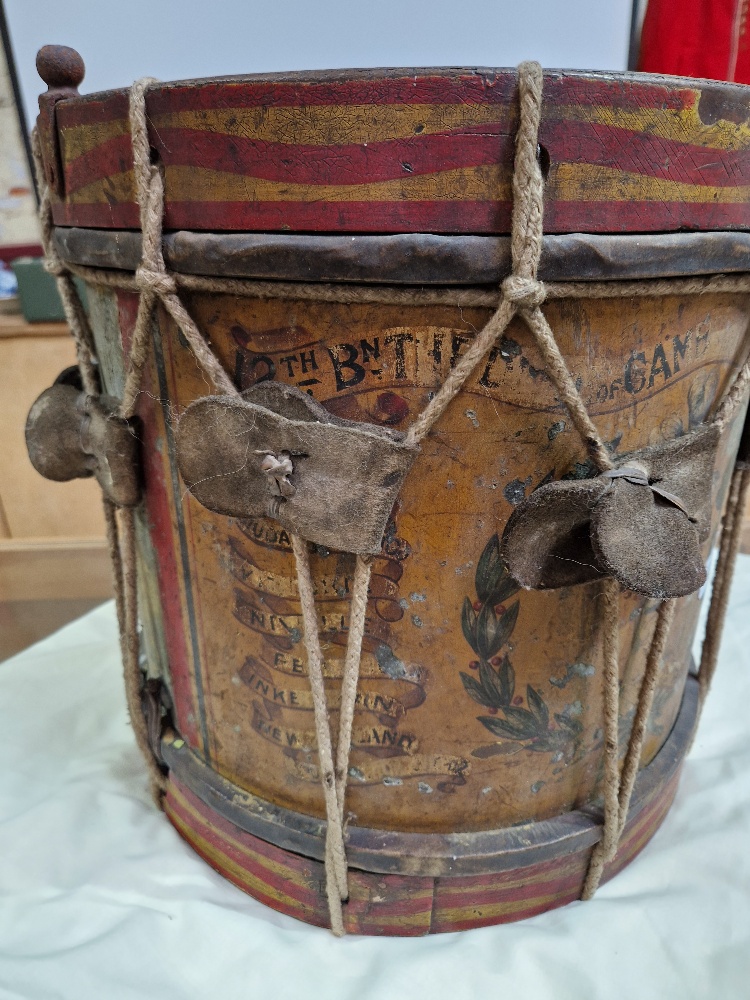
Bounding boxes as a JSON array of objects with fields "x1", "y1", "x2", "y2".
[{"x1": 5, "y1": 0, "x2": 634, "y2": 130}]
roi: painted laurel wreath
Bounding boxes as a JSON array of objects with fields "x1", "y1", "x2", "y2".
[{"x1": 459, "y1": 534, "x2": 582, "y2": 758}]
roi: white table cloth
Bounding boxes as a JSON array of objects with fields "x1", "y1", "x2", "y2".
[{"x1": 1, "y1": 560, "x2": 749, "y2": 1000}]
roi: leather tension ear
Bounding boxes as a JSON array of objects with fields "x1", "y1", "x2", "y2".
[
  {"x1": 176, "y1": 382, "x2": 418, "y2": 555},
  {"x1": 502, "y1": 423, "x2": 719, "y2": 599},
  {"x1": 25, "y1": 370, "x2": 142, "y2": 507}
]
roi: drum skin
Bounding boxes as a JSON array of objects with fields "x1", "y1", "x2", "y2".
[{"x1": 42, "y1": 65, "x2": 750, "y2": 932}]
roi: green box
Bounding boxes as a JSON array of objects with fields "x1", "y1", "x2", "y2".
[{"x1": 11, "y1": 256, "x2": 87, "y2": 323}]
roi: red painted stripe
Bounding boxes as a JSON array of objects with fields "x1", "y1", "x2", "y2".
[
  {"x1": 544, "y1": 198, "x2": 750, "y2": 233},
  {"x1": 115, "y1": 292, "x2": 199, "y2": 747},
  {"x1": 64, "y1": 116, "x2": 747, "y2": 199},
  {"x1": 542, "y1": 75, "x2": 695, "y2": 112},
  {"x1": 64, "y1": 127, "x2": 511, "y2": 196},
  {"x1": 166, "y1": 786, "x2": 324, "y2": 909},
  {"x1": 149, "y1": 75, "x2": 518, "y2": 111},
  {"x1": 166, "y1": 800, "x2": 330, "y2": 927},
  {"x1": 58, "y1": 92, "x2": 130, "y2": 129},
  {"x1": 57, "y1": 74, "x2": 695, "y2": 131},
  {"x1": 540, "y1": 118, "x2": 750, "y2": 187},
  {"x1": 54, "y1": 193, "x2": 750, "y2": 234}
]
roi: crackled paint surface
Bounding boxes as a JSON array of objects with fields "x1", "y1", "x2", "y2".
[
  {"x1": 49, "y1": 69, "x2": 750, "y2": 233},
  {"x1": 90, "y1": 285, "x2": 749, "y2": 835}
]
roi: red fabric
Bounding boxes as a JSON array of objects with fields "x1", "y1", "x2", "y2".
[{"x1": 638, "y1": 0, "x2": 750, "y2": 83}]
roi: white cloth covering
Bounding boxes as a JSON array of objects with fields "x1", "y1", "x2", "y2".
[{"x1": 1, "y1": 561, "x2": 749, "y2": 1000}]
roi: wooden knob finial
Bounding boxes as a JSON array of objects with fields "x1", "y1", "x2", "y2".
[{"x1": 36, "y1": 45, "x2": 85, "y2": 92}]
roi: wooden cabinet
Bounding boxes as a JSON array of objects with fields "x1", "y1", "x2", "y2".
[{"x1": 0, "y1": 314, "x2": 112, "y2": 659}]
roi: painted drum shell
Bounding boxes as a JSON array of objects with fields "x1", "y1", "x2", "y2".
[
  {"x1": 81, "y1": 277, "x2": 749, "y2": 837},
  {"x1": 46, "y1": 65, "x2": 750, "y2": 933}
]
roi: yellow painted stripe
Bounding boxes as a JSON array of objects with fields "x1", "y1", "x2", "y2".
[
  {"x1": 60, "y1": 118, "x2": 131, "y2": 160},
  {"x1": 60, "y1": 103, "x2": 511, "y2": 160},
  {"x1": 167, "y1": 803, "x2": 319, "y2": 914},
  {"x1": 559, "y1": 103, "x2": 750, "y2": 151},
  {"x1": 66, "y1": 162, "x2": 511, "y2": 205},
  {"x1": 554, "y1": 161, "x2": 750, "y2": 203},
  {"x1": 436, "y1": 888, "x2": 574, "y2": 923},
  {"x1": 169, "y1": 782, "x2": 301, "y2": 884}
]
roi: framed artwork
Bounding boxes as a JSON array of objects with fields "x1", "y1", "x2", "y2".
[{"x1": 0, "y1": 4, "x2": 40, "y2": 268}]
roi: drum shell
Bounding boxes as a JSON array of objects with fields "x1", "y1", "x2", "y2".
[
  {"x1": 37, "y1": 59, "x2": 750, "y2": 929},
  {"x1": 84, "y1": 281, "x2": 749, "y2": 835}
]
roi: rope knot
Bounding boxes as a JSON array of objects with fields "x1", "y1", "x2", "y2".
[
  {"x1": 258, "y1": 450, "x2": 295, "y2": 498},
  {"x1": 135, "y1": 265, "x2": 176, "y2": 297},
  {"x1": 502, "y1": 275, "x2": 546, "y2": 309},
  {"x1": 42, "y1": 254, "x2": 67, "y2": 278}
]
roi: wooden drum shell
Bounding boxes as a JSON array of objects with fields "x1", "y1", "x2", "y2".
[
  {"x1": 44, "y1": 65, "x2": 750, "y2": 933},
  {"x1": 84, "y1": 281, "x2": 747, "y2": 828}
]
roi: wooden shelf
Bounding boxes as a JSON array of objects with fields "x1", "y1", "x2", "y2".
[
  {"x1": 0, "y1": 312, "x2": 69, "y2": 339},
  {"x1": 0, "y1": 536, "x2": 113, "y2": 602}
]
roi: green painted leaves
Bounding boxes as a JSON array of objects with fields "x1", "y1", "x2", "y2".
[
  {"x1": 475, "y1": 533, "x2": 521, "y2": 606},
  {"x1": 459, "y1": 533, "x2": 583, "y2": 760}
]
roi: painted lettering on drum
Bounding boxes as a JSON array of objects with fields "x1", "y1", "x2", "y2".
[
  {"x1": 238, "y1": 656, "x2": 425, "y2": 720},
  {"x1": 594, "y1": 320, "x2": 714, "y2": 408},
  {"x1": 227, "y1": 306, "x2": 734, "y2": 423},
  {"x1": 250, "y1": 702, "x2": 419, "y2": 757}
]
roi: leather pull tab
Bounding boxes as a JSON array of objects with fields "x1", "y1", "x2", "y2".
[
  {"x1": 502, "y1": 423, "x2": 720, "y2": 598},
  {"x1": 176, "y1": 383, "x2": 418, "y2": 555},
  {"x1": 25, "y1": 369, "x2": 142, "y2": 507}
]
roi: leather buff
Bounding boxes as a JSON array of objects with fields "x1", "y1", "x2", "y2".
[
  {"x1": 501, "y1": 424, "x2": 720, "y2": 599},
  {"x1": 25, "y1": 369, "x2": 142, "y2": 507},
  {"x1": 176, "y1": 382, "x2": 418, "y2": 555}
]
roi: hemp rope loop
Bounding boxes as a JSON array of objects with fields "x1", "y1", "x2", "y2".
[
  {"x1": 129, "y1": 78, "x2": 374, "y2": 932},
  {"x1": 34, "y1": 61, "x2": 750, "y2": 929},
  {"x1": 31, "y1": 127, "x2": 166, "y2": 805}
]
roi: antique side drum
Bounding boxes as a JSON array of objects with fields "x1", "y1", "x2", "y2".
[{"x1": 27, "y1": 49, "x2": 750, "y2": 935}]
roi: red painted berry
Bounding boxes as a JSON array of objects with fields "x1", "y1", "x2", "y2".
[
  {"x1": 494, "y1": 604, "x2": 506, "y2": 616},
  {"x1": 473, "y1": 600, "x2": 482, "y2": 612},
  {"x1": 513, "y1": 695, "x2": 523, "y2": 705},
  {"x1": 469, "y1": 660, "x2": 480, "y2": 671},
  {"x1": 488, "y1": 707, "x2": 498, "y2": 715},
  {"x1": 490, "y1": 655, "x2": 502, "y2": 666}
]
